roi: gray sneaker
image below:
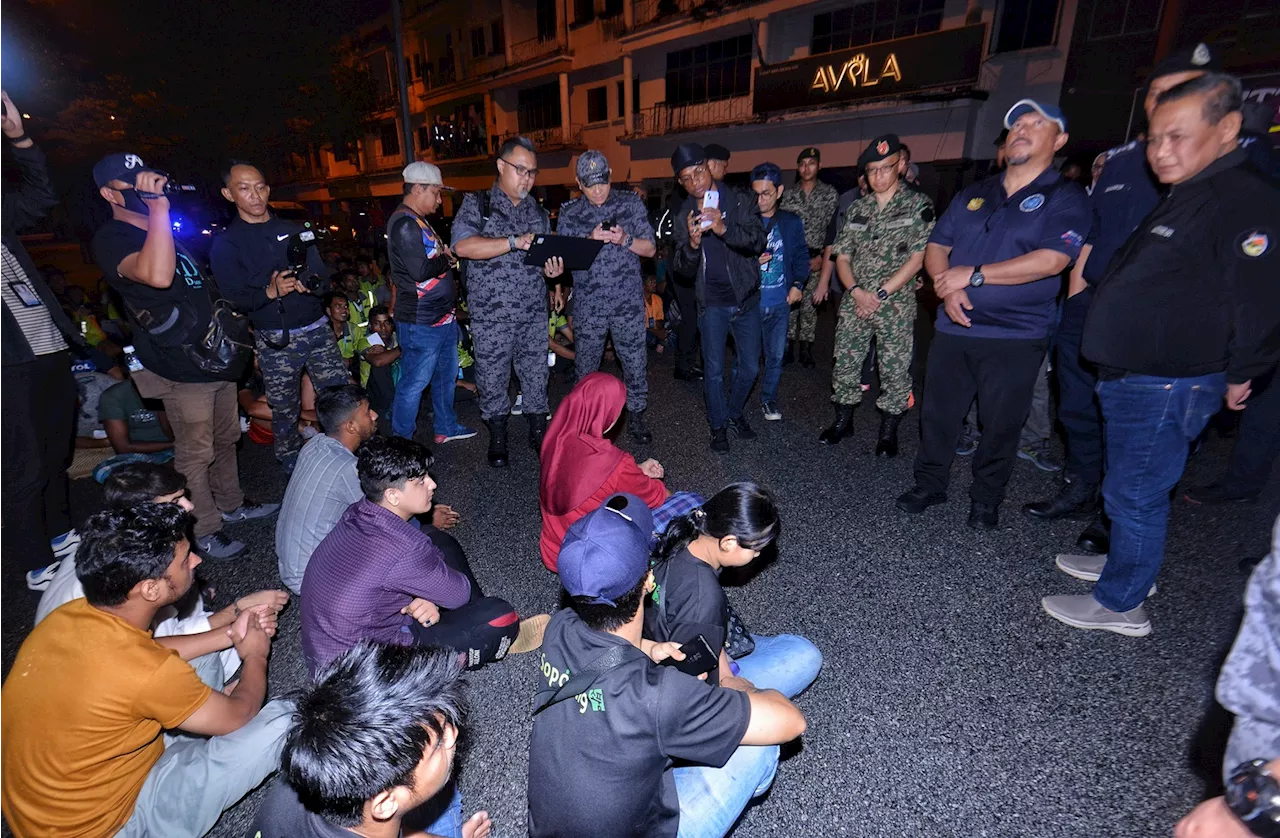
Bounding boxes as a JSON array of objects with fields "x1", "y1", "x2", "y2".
[
  {"x1": 221, "y1": 500, "x2": 281, "y2": 524},
  {"x1": 1041, "y1": 594, "x2": 1151, "y2": 637},
  {"x1": 195, "y1": 531, "x2": 246, "y2": 561},
  {"x1": 1055, "y1": 553, "x2": 1157, "y2": 596},
  {"x1": 1019, "y1": 444, "x2": 1064, "y2": 473}
]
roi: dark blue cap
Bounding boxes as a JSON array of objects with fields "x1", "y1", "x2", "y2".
[
  {"x1": 671, "y1": 143, "x2": 706, "y2": 175},
  {"x1": 750, "y1": 162, "x2": 782, "y2": 185},
  {"x1": 93, "y1": 152, "x2": 159, "y2": 188},
  {"x1": 559, "y1": 493, "x2": 654, "y2": 606}
]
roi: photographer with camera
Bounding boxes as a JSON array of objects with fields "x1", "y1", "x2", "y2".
[
  {"x1": 92, "y1": 153, "x2": 278, "y2": 561},
  {"x1": 210, "y1": 161, "x2": 350, "y2": 472}
]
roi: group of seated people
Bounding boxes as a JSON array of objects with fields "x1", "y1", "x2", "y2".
[{"x1": 3, "y1": 362, "x2": 837, "y2": 837}]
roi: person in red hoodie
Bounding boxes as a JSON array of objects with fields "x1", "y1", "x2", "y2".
[{"x1": 538, "y1": 372, "x2": 701, "y2": 571}]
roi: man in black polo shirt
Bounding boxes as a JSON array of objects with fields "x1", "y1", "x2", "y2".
[
  {"x1": 1042, "y1": 74, "x2": 1280, "y2": 637},
  {"x1": 528, "y1": 493, "x2": 806, "y2": 838},
  {"x1": 210, "y1": 161, "x2": 349, "y2": 472},
  {"x1": 92, "y1": 152, "x2": 277, "y2": 560},
  {"x1": 896, "y1": 100, "x2": 1090, "y2": 530}
]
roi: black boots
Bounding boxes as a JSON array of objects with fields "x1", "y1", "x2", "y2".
[
  {"x1": 629, "y1": 409, "x2": 653, "y2": 444},
  {"x1": 799, "y1": 341, "x2": 815, "y2": 368},
  {"x1": 1076, "y1": 515, "x2": 1110, "y2": 554},
  {"x1": 875, "y1": 410, "x2": 903, "y2": 458},
  {"x1": 1022, "y1": 476, "x2": 1099, "y2": 521},
  {"x1": 782, "y1": 341, "x2": 796, "y2": 366},
  {"x1": 818, "y1": 404, "x2": 856, "y2": 445},
  {"x1": 485, "y1": 416, "x2": 509, "y2": 468},
  {"x1": 528, "y1": 412, "x2": 548, "y2": 456}
]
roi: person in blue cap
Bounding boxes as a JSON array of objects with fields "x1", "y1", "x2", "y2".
[
  {"x1": 557, "y1": 150, "x2": 659, "y2": 443},
  {"x1": 896, "y1": 99, "x2": 1090, "y2": 530},
  {"x1": 527, "y1": 492, "x2": 806, "y2": 838},
  {"x1": 749, "y1": 162, "x2": 808, "y2": 421},
  {"x1": 1023, "y1": 42, "x2": 1222, "y2": 557}
]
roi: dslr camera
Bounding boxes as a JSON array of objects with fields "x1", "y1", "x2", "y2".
[{"x1": 285, "y1": 223, "x2": 327, "y2": 294}]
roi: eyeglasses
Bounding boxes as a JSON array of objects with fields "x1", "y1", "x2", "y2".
[
  {"x1": 677, "y1": 164, "x2": 706, "y2": 186},
  {"x1": 500, "y1": 158, "x2": 539, "y2": 179}
]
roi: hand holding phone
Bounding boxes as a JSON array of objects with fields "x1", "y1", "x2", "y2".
[
  {"x1": 658, "y1": 635, "x2": 718, "y2": 677},
  {"x1": 699, "y1": 189, "x2": 719, "y2": 230}
]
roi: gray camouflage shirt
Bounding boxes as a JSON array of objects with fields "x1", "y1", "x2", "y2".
[
  {"x1": 452, "y1": 183, "x2": 552, "y2": 323},
  {"x1": 556, "y1": 189, "x2": 655, "y2": 317}
]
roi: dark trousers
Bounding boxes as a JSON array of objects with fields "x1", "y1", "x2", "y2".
[
  {"x1": 574, "y1": 306, "x2": 649, "y2": 412},
  {"x1": 255, "y1": 321, "x2": 350, "y2": 469},
  {"x1": 700, "y1": 303, "x2": 762, "y2": 430},
  {"x1": 1057, "y1": 288, "x2": 1104, "y2": 485},
  {"x1": 1220, "y1": 367, "x2": 1280, "y2": 495},
  {"x1": 409, "y1": 526, "x2": 519, "y2": 669},
  {"x1": 914, "y1": 331, "x2": 1048, "y2": 505},
  {"x1": 671, "y1": 278, "x2": 700, "y2": 372},
  {"x1": 471, "y1": 317, "x2": 549, "y2": 420},
  {"x1": 2, "y1": 351, "x2": 76, "y2": 572}
]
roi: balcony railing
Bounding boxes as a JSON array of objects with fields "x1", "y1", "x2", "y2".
[
  {"x1": 626, "y1": 96, "x2": 755, "y2": 137},
  {"x1": 509, "y1": 34, "x2": 567, "y2": 65},
  {"x1": 626, "y1": 0, "x2": 762, "y2": 31},
  {"x1": 504, "y1": 124, "x2": 585, "y2": 150}
]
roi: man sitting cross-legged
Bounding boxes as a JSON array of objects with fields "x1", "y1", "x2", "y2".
[
  {"x1": 251, "y1": 641, "x2": 492, "y2": 838},
  {"x1": 527, "y1": 493, "x2": 808, "y2": 838},
  {"x1": 33, "y1": 461, "x2": 287, "y2": 688},
  {"x1": 300, "y1": 435, "x2": 546, "y2": 675},
  {"x1": 276, "y1": 384, "x2": 460, "y2": 594},
  {"x1": 1, "y1": 503, "x2": 294, "y2": 838}
]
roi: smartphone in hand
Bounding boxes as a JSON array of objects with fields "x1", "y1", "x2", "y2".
[
  {"x1": 700, "y1": 189, "x2": 719, "y2": 229},
  {"x1": 658, "y1": 635, "x2": 718, "y2": 677}
]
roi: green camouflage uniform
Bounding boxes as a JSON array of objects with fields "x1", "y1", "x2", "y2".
[
  {"x1": 780, "y1": 180, "x2": 839, "y2": 343},
  {"x1": 830, "y1": 186, "x2": 933, "y2": 412}
]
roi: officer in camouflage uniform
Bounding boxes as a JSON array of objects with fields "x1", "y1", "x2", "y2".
[
  {"x1": 451, "y1": 136, "x2": 564, "y2": 468},
  {"x1": 556, "y1": 150, "x2": 659, "y2": 443},
  {"x1": 819, "y1": 134, "x2": 933, "y2": 457},
  {"x1": 780, "y1": 146, "x2": 839, "y2": 368}
]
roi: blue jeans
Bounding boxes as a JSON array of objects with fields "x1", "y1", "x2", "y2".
[
  {"x1": 673, "y1": 741, "x2": 780, "y2": 838},
  {"x1": 1092, "y1": 373, "x2": 1226, "y2": 612},
  {"x1": 759, "y1": 303, "x2": 789, "y2": 405},
  {"x1": 700, "y1": 304, "x2": 762, "y2": 430},
  {"x1": 405, "y1": 786, "x2": 463, "y2": 837},
  {"x1": 732, "y1": 633, "x2": 822, "y2": 699},
  {"x1": 393, "y1": 321, "x2": 462, "y2": 439}
]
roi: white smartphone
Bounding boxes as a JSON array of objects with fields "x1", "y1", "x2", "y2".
[{"x1": 700, "y1": 189, "x2": 719, "y2": 229}]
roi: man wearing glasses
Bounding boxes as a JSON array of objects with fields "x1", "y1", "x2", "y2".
[
  {"x1": 452, "y1": 136, "x2": 564, "y2": 468},
  {"x1": 669, "y1": 143, "x2": 766, "y2": 454}
]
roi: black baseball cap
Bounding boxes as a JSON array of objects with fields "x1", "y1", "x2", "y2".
[
  {"x1": 1150, "y1": 42, "x2": 1220, "y2": 81},
  {"x1": 93, "y1": 153, "x2": 160, "y2": 188},
  {"x1": 704, "y1": 143, "x2": 731, "y2": 162},
  {"x1": 671, "y1": 143, "x2": 707, "y2": 175}
]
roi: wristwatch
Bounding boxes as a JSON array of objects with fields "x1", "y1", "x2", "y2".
[
  {"x1": 623, "y1": 233, "x2": 634, "y2": 249},
  {"x1": 507, "y1": 234, "x2": 518, "y2": 252},
  {"x1": 1227, "y1": 760, "x2": 1280, "y2": 837},
  {"x1": 876, "y1": 287, "x2": 889, "y2": 301},
  {"x1": 969, "y1": 265, "x2": 985, "y2": 288}
]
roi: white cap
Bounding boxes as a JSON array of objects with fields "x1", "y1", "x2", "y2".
[{"x1": 402, "y1": 161, "x2": 451, "y2": 188}]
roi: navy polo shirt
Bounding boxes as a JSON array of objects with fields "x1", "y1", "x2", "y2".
[
  {"x1": 1083, "y1": 140, "x2": 1160, "y2": 284},
  {"x1": 929, "y1": 167, "x2": 1090, "y2": 339}
]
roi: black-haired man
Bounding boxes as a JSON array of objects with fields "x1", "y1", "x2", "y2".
[
  {"x1": 1043, "y1": 73, "x2": 1280, "y2": 637},
  {"x1": 528, "y1": 494, "x2": 807, "y2": 838},
  {"x1": 1, "y1": 503, "x2": 293, "y2": 838},
  {"x1": 670, "y1": 143, "x2": 767, "y2": 453},
  {"x1": 300, "y1": 436, "x2": 540, "y2": 675},
  {"x1": 451, "y1": 136, "x2": 565, "y2": 467},
  {"x1": 210, "y1": 161, "x2": 348, "y2": 472},
  {"x1": 251, "y1": 641, "x2": 492, "y2": 838},
  {"x1": 92, "y1": 152, "x2": 278, "y2": 560}
]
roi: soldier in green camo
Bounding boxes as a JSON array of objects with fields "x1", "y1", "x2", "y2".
[
  {"x1": 780, "y1": 146, "x2": 839, "y2": 368},
  {"x1": 819, "y1": 134, "x2": 933, "y2": 456}
]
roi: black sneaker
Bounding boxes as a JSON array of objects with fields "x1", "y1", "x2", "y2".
[
  {"x1": 710, "y1": 428, "x2": 730, "y2": 453},
  {"x1": 1183, "y1": 483, "x2": 1260, "y2": 506},
  {"x1": 726, "y1": 416, "x2": 757, "y2": 440},
  {"x1": 967, "y1": 501, "x2": 999, "y2": 530},
  {"x1": 895, "y1": 486, "x2": 947, "y2": 514}
]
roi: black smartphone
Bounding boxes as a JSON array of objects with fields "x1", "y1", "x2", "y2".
[
  {"x1": 601, "y1": 219, "x2": 615, "y2": 231},
  {"x1": 659, "y1": 634, "x2": 718, "y2": 677}
]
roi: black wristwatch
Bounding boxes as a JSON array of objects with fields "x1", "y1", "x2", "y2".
[
  {"x1": 1227, "y1": 759, "x2": 1280, "y2": 837},
  {"x1": 969, "y1": 265, "x2": 985, "y2": 288},
  {"x1": 876, "y1": 287, "x2": 889, "y2": 301}
]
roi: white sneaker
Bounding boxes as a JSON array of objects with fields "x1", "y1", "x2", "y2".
[
  {"x1": 1055, "y1": 553, "x2": 1157, "y2": 597},
  {"x1": 50, "y1": 530, "x2": 80, "y2": 558},
  {"x1": 240, "y1": 416, "x2": 251, "y2": 434},
  {"x1": 26, "y1": 561, "x2": 62, "y2": 591},
  {"x1": 510, "y1": 393, "x2": 524, "y2": 416}
]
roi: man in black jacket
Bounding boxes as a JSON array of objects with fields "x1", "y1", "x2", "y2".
[
  {"x1": 670, "y1": 143, "x2": 766, "y2": 453},
  {"x1": 210, "y1": 162, "x2": 349, "y2": 471},
  {"x1": 1042, "y1": 73, "x2": 1280, "y2": 637},
  {"x1": 1, "y1": 92, "x2": 103, "y2": 574}
]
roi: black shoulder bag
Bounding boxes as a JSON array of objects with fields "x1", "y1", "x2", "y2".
[{"x1": 531, "y1": 644, "x2": 645, "y2": 716}]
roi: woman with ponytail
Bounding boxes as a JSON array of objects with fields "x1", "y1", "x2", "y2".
[
  {"x1": 539, "y1": 372, "x2": 701, "y2": 572},
  {"x1": 646, "y1": 481, "x2": 822, "y2": 697}
]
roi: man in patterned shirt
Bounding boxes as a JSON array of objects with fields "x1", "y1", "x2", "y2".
[
  {"x1": 820, "y1": 135, "x2": 933, "y2": 457},
  {"x1": 780, "y1": 146, "x2": 839, "y2": 368}
]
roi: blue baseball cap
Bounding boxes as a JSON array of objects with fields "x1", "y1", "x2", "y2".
[
  {"x1": 1003, "y1": 99, "x2": 1067, "y2": 132},
  {"x1": 93, "y1": 152, "x2": 160, "y2": 188},
  {"x1": 559, "y1": 493, "x2": 654, "y2": 606},
  {"x1": 750, "y1": 162, "x2": 782, "y2": 185}
]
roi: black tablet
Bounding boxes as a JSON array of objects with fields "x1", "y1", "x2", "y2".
[{"x1": 523, "y1": 234, "x2": 606, "y2": 272}]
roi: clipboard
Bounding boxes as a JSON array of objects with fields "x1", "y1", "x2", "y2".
[{"x1": 523, "y1": 234, "x2": 605, "y2": 272}]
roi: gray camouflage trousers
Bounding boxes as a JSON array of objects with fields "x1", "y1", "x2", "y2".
[
  {"x1": 255, "y1": 318, "x2": 351, "y2": 468},
  {"x1": 472, "y1": 317, "x2": 550, "y2": 420},
  {"x1": 574, "y1": 306, "x2": 649, "y2": 412}
]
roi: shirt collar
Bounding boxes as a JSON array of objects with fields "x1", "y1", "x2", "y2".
[
  {"x1": 490, "y1": 181, "x2": 536, "y2": 214},
  {"x1": 1181, "y1": 147, "x2": 1248, "y2": 188},
  {"x1": 998, "y1": 164, "x2": 1061, "y2": 201}
]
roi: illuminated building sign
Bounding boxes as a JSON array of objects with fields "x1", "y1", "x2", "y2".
[{"x1": 753, "y1": 24, "x2": 986, "y2": 114}]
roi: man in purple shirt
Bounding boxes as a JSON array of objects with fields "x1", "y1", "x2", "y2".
[{"x1": 300, "y1": 436, "x2": 543, "y2": 675}]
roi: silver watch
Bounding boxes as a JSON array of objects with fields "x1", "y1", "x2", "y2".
[{"x1": 508, "y1": 234, "x2": 517, "y2": 251}]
